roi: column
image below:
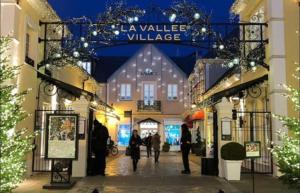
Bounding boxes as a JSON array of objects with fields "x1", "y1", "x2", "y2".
[
  {"x1": 71, "y1": 96, "x2": 90, "y2": 177},
  {"x1": 266, "y1": 0, "x2": 287, "y2": 177},
  {"x1": 215, "y1": 97, "x2": 233, "y2": 178}
]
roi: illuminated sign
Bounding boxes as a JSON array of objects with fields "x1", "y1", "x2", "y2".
[{"x1": 120, "y1": 24, "x2": 187, "y2": 41}]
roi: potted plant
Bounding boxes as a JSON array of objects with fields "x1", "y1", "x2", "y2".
[
  {"x1": 193, "y1": 127, "x2": 203, "y2": 156},
  {"x1": 162, "y1": 142, "x2": 170, "y2": 152},
  {"x1": 221, "y1": 142, "x2": 246, "y2": 181}
]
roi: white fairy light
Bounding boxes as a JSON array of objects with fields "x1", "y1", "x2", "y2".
[
  {"x1": 83, "y1": 42, "x2": 89, "y2": 48},
  {"x1": 134, "y1": 16, "x2": 139, "y2": 22},
  {"x1": 114, "y1": 30, "x2": 120, "y2": 35},
  {"x1": 128, "y1": 17, "x2": 134, "y2": 23},
  {"x1": 80, "y1": 37, "x2": 85, "y2": 42},
  {"x1": 194, "y1": 13, "x2": 200, "y2": 20},
  {"x1": 219, "y1": 44, "x2": 225, "y2": 50},
  {"x1": 92, "y1": 31, "x2": 98, "y2": 36},
  {"x1": 169, "y1": 13, "x2": 176, "y2": 22},
  {"x1": 73, "y1": 51, "x2": 80, "y2": 58},
  {"x1": 201, "y1": 27, "x2": 207, "y2": 33}
]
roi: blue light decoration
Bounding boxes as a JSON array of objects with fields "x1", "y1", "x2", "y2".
[
  {"x1": 118, "y1": 124, "x2": 131, "y2": 146},
  {"x1": 164, "y1": 125, "x2": 181, "y2": 146}
]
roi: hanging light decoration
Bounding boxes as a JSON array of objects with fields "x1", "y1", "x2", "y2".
[
  {"x1": 73, "y1": 51, "x2": 80, "y2": 58},
  {"x1": 169, "y1": 13, "x2": 177, "y2": 22},
  {"x1": 92, "y1": 31, "x2": 98, "y2": 36},
  {"x1": 194, "y1": 13, "x2": 200, "y2": 20}
]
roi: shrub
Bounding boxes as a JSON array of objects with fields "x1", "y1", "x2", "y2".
[{"x1": 221, "y1": 142, "x2": 245, "y2": 160}]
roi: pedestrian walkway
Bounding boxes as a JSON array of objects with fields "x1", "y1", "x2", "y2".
[
  {"x1": 67, "y1": 152, "x2": 239, "y2": 193},
  {"x1": 14, "y1": 152, "x2": 298, "y2": 193}
]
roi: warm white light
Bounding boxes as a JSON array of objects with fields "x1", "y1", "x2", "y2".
[
  {"x1": 201, "y1": 27, "x2": 207, "y2": 33},
  {"x1": 219, "y1": 44, "x2": 224, "y2": 50},
  {"x1": 233, "y1": 58, "x2": 239, "y2": 64},
  {"x1": 77, "y1": 61, "x2": 82, "y2": 66},
  {"x1": 250, "y1": 61, "x2": 256, "y2": 67},
  {"x1": 252, "y1": 66, "x2": 257, "y2": 71},
  {"x1": 194, "y1": 13, "x2": 200, "y2": 20},
  {"x1": 191, "y1": 103, "x2": 197, "y2": 108},
  {"x1": 111, "y1": 24, "x2": 116, "y2": 29},
  {"x1": 54, "y1": 53, "x2": 61, "y2": 58},
  {"x1": 64, "y1": 99, "x2": 72, "y2": 106},
  {"x1": 228, "y1": 62, "x2": 234, "y2": 68},
  {"x1": 46, "y1": 64, "x2": 50, "y2": 69}
]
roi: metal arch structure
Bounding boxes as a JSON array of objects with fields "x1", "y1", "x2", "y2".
[
  {"x1": 36, "y1": 1, "x2": 269, "y2": 71},
  {"x1": 38, "y1": 21, "x2": 268, "y2": 68}
]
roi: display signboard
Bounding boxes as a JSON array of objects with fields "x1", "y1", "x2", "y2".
[
  {"x1": 221, "y1": 117, "x2": 232, "y2": 141},
  {"x1": 45, "y1": 114, "x2": 79, "y2": 160},
  {"x1": 245, "y1": 141, "x2": 261, "y2": 158}
]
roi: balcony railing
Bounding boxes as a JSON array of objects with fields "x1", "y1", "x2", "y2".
[{"x1": 137, "y1": 100, "x2": 161, "y2": 112}]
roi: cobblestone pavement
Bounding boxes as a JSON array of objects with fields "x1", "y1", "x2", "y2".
[{"x1": 67, "y1": 152, "x2": 240, "y2": 193}]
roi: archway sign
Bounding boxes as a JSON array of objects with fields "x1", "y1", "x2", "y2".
[{"x1": 38, "y1": 0, "x2": 268, "y2": 72}]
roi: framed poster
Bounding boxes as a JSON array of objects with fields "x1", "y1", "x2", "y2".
[
  {"x1": 221, "y1": 117, "x2": 232, "y2": 141},
  {"x1": 79, "y1": 117, "x2": 86, "y2": 140},
  {"x1": 245, "y1": 141, "x2": 261, "y2": 158},
  {"x1": 45, "y1": 114, "x2": 79, "y2": 160}
]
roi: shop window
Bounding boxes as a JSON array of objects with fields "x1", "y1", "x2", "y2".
[
  {"x1": 120, "y1": 84, "x2": 131, "y2": 100},
  {"x1": 117, "y1": 124, "x2": 131, "y2": 146},
  {"x1": 164, "y1": 125, "x2": 181, "y2": 145},
  {"x1": 167, "y1": 84, "x2": 178, "y2": 100}
]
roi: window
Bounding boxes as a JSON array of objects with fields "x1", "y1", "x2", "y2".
[
  {"x1": 80, "y1": 61, "x2": 91, "y2": 74},
  {"x1": 167, "y1": 84, "x2": 178, "y2": 100},
  {"x1": 120, "y1": 84, "x2": 131, "y2": 100},
  {"x1": 118, "y1": 124, "x2": 131, "y2": 146},
  {"x1": 144, "y1": 83, "x2": 155, "y2": 105},
  {"x1": 25, "y1": 33, "x2": 30, "y2": 57}
]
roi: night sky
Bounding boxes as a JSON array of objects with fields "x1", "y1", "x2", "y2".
[{"x1": 48, "y1": 0, "x2": 234, "y2": 57}]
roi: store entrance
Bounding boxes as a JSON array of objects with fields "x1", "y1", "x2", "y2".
[{"x1": 138, "y1": 118, "x2": 159, "y2": 139}]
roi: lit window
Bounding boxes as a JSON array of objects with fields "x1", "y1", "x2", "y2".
[
  {"x1": 167, "y1": 84, "x2": 178, "y2": 100},
  {"x1": 81, "y1": 61, "x2": 91, "y2": 74},
  {"x1": 120, "y1": 84, "x2": 131, "y2": 100}
]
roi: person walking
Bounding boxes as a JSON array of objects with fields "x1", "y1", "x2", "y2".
[
  {"x1": 92, "y1": 120, "x2": 109, "y2": 176},
  {"x1": 180, "y1": 124, "x2": 191, "y2": 174},
  {"x1": 129, "y1": 130, "x2": 142, "y2": 172},
  {"x1": 146, "y1": 133, "x2": 152, "y2": 158},
  {"x1": 152, "y1": 132, "x2": 161, "y2": 163}
]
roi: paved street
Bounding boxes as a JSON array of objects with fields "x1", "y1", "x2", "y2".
[{"x1": 14, "y1": 152, "x2": 299, "y2": 193}]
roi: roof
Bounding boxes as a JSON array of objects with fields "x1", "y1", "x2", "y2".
[{"x1": 93, "y1": 51, "x2": 196, "y2": 83}]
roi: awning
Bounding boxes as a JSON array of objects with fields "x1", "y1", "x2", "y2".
[
  {"x1": 38, "y1": 72, "x2": 94, "y2": 98},
  {"x1": 198, "y1": 74, "x2": 268, "y2": 108},
  {"x1": 191, "y1": 110, "x2": 205, "y2": 121}
]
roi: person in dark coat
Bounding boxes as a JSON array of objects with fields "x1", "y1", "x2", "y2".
[
  {"x1": 92, "y1": 120, "x2": 109, "y2": 176},
  {"x1": 152, "y1": 132, "x2": 161, "y2": 163},
  {"x1": 146, "y1": 133, "x2": 152, "y2": 158},
  {"x1": 129, "y1": 130, "x2": 142, "y2": 172},
  {"x1": 180, "y1": 124, "x2": 192, "y2": 174}
]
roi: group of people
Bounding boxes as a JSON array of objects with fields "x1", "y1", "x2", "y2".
[
  {"x1": 92, "y1": 119, "x2": 192, "y2": 175},
  {"x1": 128, "y1": 123, "x2": 191, "y2": 174}
]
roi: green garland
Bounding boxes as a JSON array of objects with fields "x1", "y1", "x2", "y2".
[
  {"x1": 271, "y1": 69, "x2": 300, "y2": 188},
  {"x1": 0, "y1": 37, "x2": 36, "y2": 193}
]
